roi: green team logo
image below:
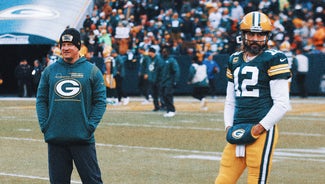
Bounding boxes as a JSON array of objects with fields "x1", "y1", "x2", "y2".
[
  {"x1": 55, "y1": 79, "x2": 81, "y2": 98},
  {"x1": 232, "y1": 129, "x2": 245, "y2": 139}
]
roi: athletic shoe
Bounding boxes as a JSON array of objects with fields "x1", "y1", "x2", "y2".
[
  {"x1": 200, "y1": 98, "x2": 206, "y2": 107},
  {"x1": 201, "y1": 106, "x2": 208, "y2": 111},
  {"x1": 141, "y1": 99, "x2": 150, "y2": 105},
  {"x1": 200, "y1": 98, "x2": 208, "y2": 110},
  {"x1": 123, "y1": 97, "x2": 130, "y2": 105},
  {"x1": 163, "y1": 111, "x2": 175, "y2": 117}
]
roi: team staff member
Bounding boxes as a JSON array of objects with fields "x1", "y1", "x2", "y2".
[
  {"x1": 160, "y1": 47, "x2": 180, "y2": 117},
  {"x1": 137, "y1": 46, "x2": 151, "y2": 104},
  {"x1": 36, "y1": 28, "x2": 106, "y2": 184},
  {"x1": 215, "y1": 12, "x2": 291, "y2": 184},
  {"x1": 111, "y1": 50, "x2": 129, "y2": 105},
  {"x1": 148, "y1": 47, "x2": 164, "y2": 111}
]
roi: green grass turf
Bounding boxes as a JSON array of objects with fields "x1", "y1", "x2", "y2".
[{"x1": 0, "y1": 97, "x2": 324, "y2": 183}]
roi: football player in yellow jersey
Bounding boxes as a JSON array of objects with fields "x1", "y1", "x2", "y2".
[{"x1": 215, "y1": 11, "x2": 291, "y2": 184}]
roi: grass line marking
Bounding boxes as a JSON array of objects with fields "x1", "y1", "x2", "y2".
[
  {"x1": 0, "y1": 172, "x2": 81, "y2": 183},
  {"x1": 100, "y1": 123, "x2": 324, "y2": 137}
]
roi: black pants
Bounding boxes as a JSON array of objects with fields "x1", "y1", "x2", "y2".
[
  {"x1": 208, "y1": 78, "x2": 217, "y2": 96},
  {"x1": 17, "y1": 79, "x2": 32, "y2": 97},
  {"x1": 192, "y1": 86, "x2": 209, "y2": 101},
  {"x1": 150, "y1": 82, "x2": 161, "y2": 110},
  {"x1": 296, "y1": 73, "x2": 307, "y2": 97},
  {"x1": 48, "y1": 143, "x2": 102, "y2": 184},
  {"x1": 115, "y1": 74, "x2": 127, "y2": 102},
  {"x1": 138, "y1": 75, "x2": 150, "y2": 100},
  {"x1": 161, "y1": 85, "x2": 175, "y2": 112}
]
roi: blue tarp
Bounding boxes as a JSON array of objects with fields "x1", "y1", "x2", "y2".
[{"x1": 0, "y1": 0, "x2": 93, "y2": 45}]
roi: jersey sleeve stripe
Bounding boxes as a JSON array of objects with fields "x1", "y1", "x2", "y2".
[
  {"x1": 226, "y1": 68, "x2": 233, "y2": 79},
  {"x1": 267, "y1": 64, "x2": 290, "y2": 76}
]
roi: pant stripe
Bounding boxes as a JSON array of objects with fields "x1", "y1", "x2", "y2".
[{"x1": 259, "y1": 126, "x2": 275, "y2": 184}]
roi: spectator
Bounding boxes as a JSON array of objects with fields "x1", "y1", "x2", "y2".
[
  {"x1": 272, "y1": 27, "x2": 286, "y2": 47},
  {"x1": 243, "y1": 1, "x2": 258, "y2": 14},
  {"x1": 294, "y1": 48, "x2": 309, "y2": 98},
  {"x1": 168, "y1": 12, "x2": 183, "y2": 41},
  {"x1": 115, "y1": 21, "x2": 131, "y2": 55},
  {"x1": 139, "y1": 36, "x2": 152, "y2": 52},
  {"x1": 170, "y1": 41, "x2": 182, "y2": 56},
  {"x1": 267, "y1": 40, "x2": 277, "y2": 49},
  {"x1": 14, "y1": 59, "x2": 33, "y2": 97},
  {"x1": 31, "y1": 59, "x2": 43, "y2": 97},
  {"x1": 46, "y1": 44, "x2": 61, "y2": 66},
  {"x1": 104, "y1": 55, "x2": 118, "y2": 105},
  {"x1": 230, "y1": 1, "x2": 244, "y2": 22},
  {"x1": 281, "y1": 14, "x2": 295, "y2": 42},
  {"x1": 301, "y1": 18, "x2": 316, "y2": 47},
  {"x1": 109, "y1": 9, "x2": 119, "y2": 30},
  {"x1": 218, "y1": 8, "x2": 233, "y2": 33},
  {"x1": 259, "y1": 0, "x2": 272, "y2": 14},
  {"x1": 123, "y1": 0, "x2": 134, "y2": 20},
  {"x1": 160, "y1": 47, "x2": 180, "y2": 117},
  {"x1": 312, "y1": 18, "x2": 325, "y2": 53},
  {"x1": 203, "y1": 53, "x2": 220, "y2": 99},
  {"x1": 79, "y1": 40, "x2": 89, "y2": 56},
  {"x1": 98, "y1": 28, "x2": 112, "y2": 50},
  {"x1": 208, "y1": 7, "x2": 222, "y2": 29},
  {"x1": 182, "y1": 13, "x2": 195, "y2": 41},
  {"x1": 83, "y1": 14, "x2": 93, "y2": 30},
  {"x1": 279, "y1": 37, "x2": 294, "y2": 89}
]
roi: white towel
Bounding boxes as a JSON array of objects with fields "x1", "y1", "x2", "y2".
[{"x1": 236, "y1": 145, "x2": 245, "y2": 157}]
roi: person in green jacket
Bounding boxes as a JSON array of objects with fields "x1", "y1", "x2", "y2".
[
  {"x1": 188, "y1": 55, "x2": 210, "y2": 110},
  {"x1": 137, "y1": 47, "x2": 151, "y2": 104},
  {"x1": 160, "y1": 46, "x2": 180, "y2": 117},
  {"x1": 148, "y1": 47, "x2": 164, "y2": 111},
  {"x1": 36, "y1": 28, "x2": 106, "y2": 184},
  {"x1": 112, "y1": 50, "x2": 129, "y2": 105}
]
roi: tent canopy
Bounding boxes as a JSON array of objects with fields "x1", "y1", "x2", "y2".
[{"x1": 0, "y1": 0, "x2": 93, "y2": 45}]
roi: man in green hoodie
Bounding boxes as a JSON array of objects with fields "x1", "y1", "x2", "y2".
[{"x1": 36, "y1": 28, "x2": 106, "y2": 184}]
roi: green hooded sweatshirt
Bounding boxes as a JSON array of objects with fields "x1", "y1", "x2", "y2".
[{"x1": 36, "y1": 57, "x2": 106, "y2": 144}]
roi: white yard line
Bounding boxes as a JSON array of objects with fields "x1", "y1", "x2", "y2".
[
  {"x1": 0, "y1": 136, "x2": 218, "y2": 155},
  {"x1": 100, "y1": 122, "x2": 324, "y2": 137},
  {"x1": 0, "y1": 172, "x2": 81, "y2": 183},
  {"x1": 1, "y1": 136, "x2": 325, "y2": 161}
]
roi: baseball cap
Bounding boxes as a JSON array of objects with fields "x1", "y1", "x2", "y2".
[
  {"x1": 148, "y1": 47, "x2": 156, "y2": 53},
  {"x1": 59, "y1": 28, "x2": 81, "y2": 50}
]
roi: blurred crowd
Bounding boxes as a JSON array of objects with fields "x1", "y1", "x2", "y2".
[{"x1": 45, "y1": 0, "x2": 325, "y2": 67}]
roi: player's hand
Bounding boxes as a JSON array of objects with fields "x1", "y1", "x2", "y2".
[
  {"x1": 225, "y1": 126, "x2": 231, "y2": 132},
  {"x1": 251, "y1": 124, "x2": 265, "y2": 137}
]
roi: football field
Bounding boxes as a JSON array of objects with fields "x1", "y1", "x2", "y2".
[{"x1": 0, "y1": 96, "x2": 324, "y2": 183}]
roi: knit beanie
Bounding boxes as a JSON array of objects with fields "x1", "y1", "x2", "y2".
[{"x1": 59, "y1": 28, "x2": 81, "y2": 50}]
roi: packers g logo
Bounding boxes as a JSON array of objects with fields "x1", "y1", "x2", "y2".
[
  {"x1": 232, "y1": 129, "x2": 245, "y2": 139},
  {"x1": 55, "y1": 79, "x2": 81, "y2": 98},
  {"x1": 149, "y1": 63, "x2": 155, "y2": 72}
]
